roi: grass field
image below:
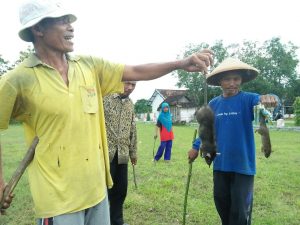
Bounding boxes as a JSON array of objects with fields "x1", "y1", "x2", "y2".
[{"x1": 0, "y1": 123, "x2": 299, "y2": 225}]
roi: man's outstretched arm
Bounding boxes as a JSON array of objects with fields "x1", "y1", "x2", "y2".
[{"x1": 122, "y1": 49, "x2": 214, "y2": 81}]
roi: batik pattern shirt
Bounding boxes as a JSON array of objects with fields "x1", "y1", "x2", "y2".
[{"x1": 104, "y1": 94, "x2": 137, "y2": 164}]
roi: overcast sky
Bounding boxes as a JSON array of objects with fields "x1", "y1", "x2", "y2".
[{"x1": 1, "y1": 0, "x2": 299, "y2": 102}]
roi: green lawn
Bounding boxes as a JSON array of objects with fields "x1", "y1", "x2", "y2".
[{"x1": 0, "y1": 123, "x2": 299, "y2": 225}]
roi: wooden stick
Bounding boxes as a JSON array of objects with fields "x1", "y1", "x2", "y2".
[
  {"x1": 182, "y1": 128, "x2": 197, "y2": 225},
  {"x1": 0, "y1": 136, "x2": 39, "y2": 209},
  {"x1": 152, "y1": 138, "x2": 156, "y2": 158},
  {"x1": 132, "y1": 164, "x2": 138, "y2": 189}
]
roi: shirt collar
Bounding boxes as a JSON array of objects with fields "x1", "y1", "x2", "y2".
[
  {"x1": 23, "y1": 53, "x2": 80, "y2": 68},
  {"x1": 111, "y1": 93, "x2": 130, "y2": 101}
]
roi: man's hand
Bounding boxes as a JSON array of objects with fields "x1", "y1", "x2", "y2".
[
  {"x1": 180, "y1": 49, "x2": 214, "y2": 74},
  {"x1": 130, "y1": 158, "x2": 137, "y2": 166},
  {"x1": 0, "y1": 183, "x2": 14, "y2": 215},
  {"x1": 188, "y1": 149, "x2": 199, "y2": 163},
  {"x1": 260, "y1": 95, "x2": 278, "y2": 108}
]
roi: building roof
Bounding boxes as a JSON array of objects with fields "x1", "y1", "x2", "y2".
[
  {"x1": 149, "y1": 89, "x2": 198, "y2": 110},
  {"x1": 148, "y1": 89, "x2": 187, "y2": 105},
  {"x1": 157, "y1": 95, "x2": 197, "y2": 110},
  {"x1": 156, "y1": 89, "x2": 187, "y2": 98}
]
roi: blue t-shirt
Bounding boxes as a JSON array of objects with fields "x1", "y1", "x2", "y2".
[{"x1": 193, "y1": 91, "x2": 260, "y2": 175}]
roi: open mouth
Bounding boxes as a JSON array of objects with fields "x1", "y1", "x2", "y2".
[{"x1": 64, "y1": 35, "x2": 73, "y2": 40}]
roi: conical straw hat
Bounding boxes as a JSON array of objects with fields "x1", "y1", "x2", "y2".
[{"x1": 206, "y1": 57, "x2": 259, "y2": 86}]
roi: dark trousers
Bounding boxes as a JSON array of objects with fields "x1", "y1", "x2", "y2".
[
  {"x1": 213, "y1": 171, "x2": 254, "y2": 225},
  {"x1": 154, "y1": 140, "x2": 172, "y2": 161},
  {"x1": 108, "y1": 154, "x2": 128, "y2": 225}
]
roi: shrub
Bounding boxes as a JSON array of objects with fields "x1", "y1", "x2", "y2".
[
  {"x1": 146, "y1": 112, "x2": 151, "y2": 121},
  {"x1": 292, "y1": 97, "x2": 300, "y2": 126}
]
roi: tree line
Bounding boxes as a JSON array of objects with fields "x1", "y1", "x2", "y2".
[{"x1": 174, "y1": 37, "x2": 299, "y2": 113}]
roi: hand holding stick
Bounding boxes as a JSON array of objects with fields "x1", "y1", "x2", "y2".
[{"x1": 0, "y1": 137, "x2": 39, "y2": 211}]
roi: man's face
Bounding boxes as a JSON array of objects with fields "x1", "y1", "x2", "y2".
[
  {"x1": 220, "y1": 72, "x2": 242, "y2": 97},
  {"x1": 121, "y1": 81, "x2": 136, "y2": 98},
  {"x1": 35, "y1": 15, "x2": 75, "y2": 53}
]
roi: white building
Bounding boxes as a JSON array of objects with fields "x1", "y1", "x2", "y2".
[{"x1": 147, "y1": 89, "x2": 198, "y2": 123}]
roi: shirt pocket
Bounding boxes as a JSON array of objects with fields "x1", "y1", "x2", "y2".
[{"x1": 80, "y1": 86, "x2": 98, "y2": 113}]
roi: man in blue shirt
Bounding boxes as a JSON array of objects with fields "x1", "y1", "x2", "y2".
[{"x1": 188, "y1": 58, "x2": 277, "y2": 225}]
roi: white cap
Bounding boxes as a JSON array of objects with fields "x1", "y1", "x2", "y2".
[{"x1": 18, "y1": 0, "x2": 77, "y2": 42}]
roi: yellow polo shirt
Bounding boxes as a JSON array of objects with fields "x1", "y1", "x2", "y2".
[{"x1": 0, "y1": 54, "x2": 124, "y2": 218}]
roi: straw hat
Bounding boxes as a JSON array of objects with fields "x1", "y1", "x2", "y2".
[
  {"x1": 206, "y1": 57, "x2": 259, "y2": 86},
  {"x1": 18, "y1": 0, "x2": 77, "y2": 42}
]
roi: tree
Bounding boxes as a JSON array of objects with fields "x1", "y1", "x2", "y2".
[
  {"x1": 134, "y1": 99, "x2": 152, "y2": 114},
  {"x1": 10, "y1": 46, "x2": 34, "y2": 69},
  {"x1": 288, "y1": 79, "x2": 300, "y2": 102},
  {"x1": 173, "y1": 38, "x2": 299, "y2": 106},
  {"x1": 174, "y1": 40, "x2": 235, "y2": 106},
  {"x1": 1, "y1": 45, "x2": 34, "y2": 76},
  {"x1": 0, "y1": 55, "x2": 10, "y2": 76},
  {"x1": 240, "y1": 38, "x2": 299, "y2": 103}
]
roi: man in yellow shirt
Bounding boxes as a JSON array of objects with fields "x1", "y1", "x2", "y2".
[{"x1": 0, "y1": 0, "x2": 213, "y2": 224}]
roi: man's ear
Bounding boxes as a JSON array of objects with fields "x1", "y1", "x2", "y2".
[{"x1": 30, "y1": 25, "x2": 43, "y2": 37}]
